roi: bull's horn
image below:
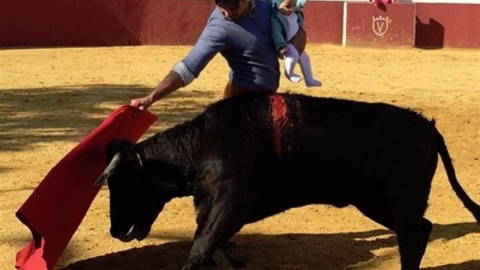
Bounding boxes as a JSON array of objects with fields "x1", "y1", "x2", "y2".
[{"x1": 93, "y1": 153, "x2": 122, "y2": 186}]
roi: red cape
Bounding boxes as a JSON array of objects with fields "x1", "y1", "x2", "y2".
[{"x1": 15, "y1": 105, "x2": 157, "y2": 270}]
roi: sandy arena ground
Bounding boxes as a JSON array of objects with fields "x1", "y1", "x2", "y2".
[{"x1": 1, "y1": 45, "x2": 480, "y2": 270}]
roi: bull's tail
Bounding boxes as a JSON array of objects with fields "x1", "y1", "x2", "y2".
[{"x1": 434, "y1": 127, "x2": 480, "y2": 223}]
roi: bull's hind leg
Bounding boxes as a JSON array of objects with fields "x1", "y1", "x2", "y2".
[
  {"x1": 395, "y1": 176, "x2": 433, "y2": 269},
  {"x1": 396, "y1": 213, "x2": 432, "y2": 270},
  {"x1": 391, "y1": 183, "x2": 432, "y2": 270},
  {"x1": 182, "y1": 181, "x2": 249, "y2": 270},
  {"x1": 353, "y1": 187, "x2": 432, "y2": 270}
]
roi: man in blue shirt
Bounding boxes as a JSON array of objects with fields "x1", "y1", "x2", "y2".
[{"x1": 132, "y1": 0, "x2": 298, "y2": 110}]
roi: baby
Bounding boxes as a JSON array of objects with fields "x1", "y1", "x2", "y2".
[{"x1": 271, "y1": 0, "x2": 322, "y2": 87}]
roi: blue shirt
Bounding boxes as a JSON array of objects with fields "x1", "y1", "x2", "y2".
[{"x1": 179, "y1": 0, "x2": 280, "y2": 92}]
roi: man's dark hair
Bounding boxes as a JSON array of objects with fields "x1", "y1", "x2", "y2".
[{"x1": 215, "y1": 0, "x2": 241, "y2": 5}]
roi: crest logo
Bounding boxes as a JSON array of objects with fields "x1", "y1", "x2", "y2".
[{"x1": 372, "y1": 16, "x2": 391, "y2": 37}]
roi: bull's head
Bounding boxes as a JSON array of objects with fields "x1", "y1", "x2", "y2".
[{"x1": 95, "y1": 140, "x2": 172, "y2": 242}]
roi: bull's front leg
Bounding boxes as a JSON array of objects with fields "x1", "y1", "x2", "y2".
[
  {"x1": 181, "y1": 181, "x2": 248, "y2": 270},
  {"x1": 192, "y1": 199, "x2": 245, "y2": 269}
]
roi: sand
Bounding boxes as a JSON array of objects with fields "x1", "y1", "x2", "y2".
[{"x1": 1, "y1": 45, "x2": 479, "y2": 269}]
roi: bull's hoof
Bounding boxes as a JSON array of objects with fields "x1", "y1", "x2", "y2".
[
  {"x1": 201, "y1": 255, "x2": 217, "y2": 266},
  {"x1": 226, "y1": 240, "x2": 237, "y2": 249},
  {"x1": 225, "y1": 252, "x2": 246, "y2": 268},
  {"x1": 212, "y1": 248, "x2": 246, "y2": 269}
]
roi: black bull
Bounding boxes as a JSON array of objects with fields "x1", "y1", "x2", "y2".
[{"x1": 95, "y1": 93, "x2": 480, "y2": 270}]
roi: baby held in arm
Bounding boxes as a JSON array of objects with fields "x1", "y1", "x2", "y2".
[{"x1": 271, "y1": 0, "x2": 322, "y2": 87}]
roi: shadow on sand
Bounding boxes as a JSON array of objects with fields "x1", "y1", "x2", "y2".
[
  {"x1": 0, "y1": 83, "x2": 215, "y2": 155},
  {"x1": 61, "y1": 222, "x2": 480, "y2": 270}
]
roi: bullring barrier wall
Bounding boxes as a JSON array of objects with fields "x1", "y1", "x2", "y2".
[
  {"x1": 415, "y1": 3, "x2": 480, "y2": 48},
  {"x1": 0, "y1": 0, "x2": 478, "y2": 48},
  {"x1": 0, "y1": 0, "x2": 214, "y2": 46}
]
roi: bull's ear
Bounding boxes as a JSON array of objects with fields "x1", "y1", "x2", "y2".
[{"x1": 94, "y1": 152, "x2": 122, "y2": 186}]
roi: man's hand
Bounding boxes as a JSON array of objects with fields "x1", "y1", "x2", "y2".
[
  {"x1": 279, "y1": 46, "x2": 289, "y2": 57},
  {"x1": 130, "y1": 96, "x2": 153, "y2": 111},
  {"x1": 130, "y1": 70, "x2": 184, "y2": 112}
]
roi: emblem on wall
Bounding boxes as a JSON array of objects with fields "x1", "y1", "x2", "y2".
[{"x1": 372, "y1": 16, "x2": 391, "y2": 37}]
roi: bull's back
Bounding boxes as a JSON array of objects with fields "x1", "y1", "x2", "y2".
[
  {"x1": 260, "y1": 94, "x2": 439, "y2": 208},
  {"x1": 193, "y1": 94, "x2": 439, "y2": 218}
]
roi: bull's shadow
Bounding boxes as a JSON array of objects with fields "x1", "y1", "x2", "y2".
[{"x1": 60, "y1": 222, "x2": 480, "y2": 270}]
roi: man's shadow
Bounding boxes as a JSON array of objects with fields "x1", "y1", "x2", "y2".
[{"x1": 61, "y1": 222, "x2": 480, "y2": 270}]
